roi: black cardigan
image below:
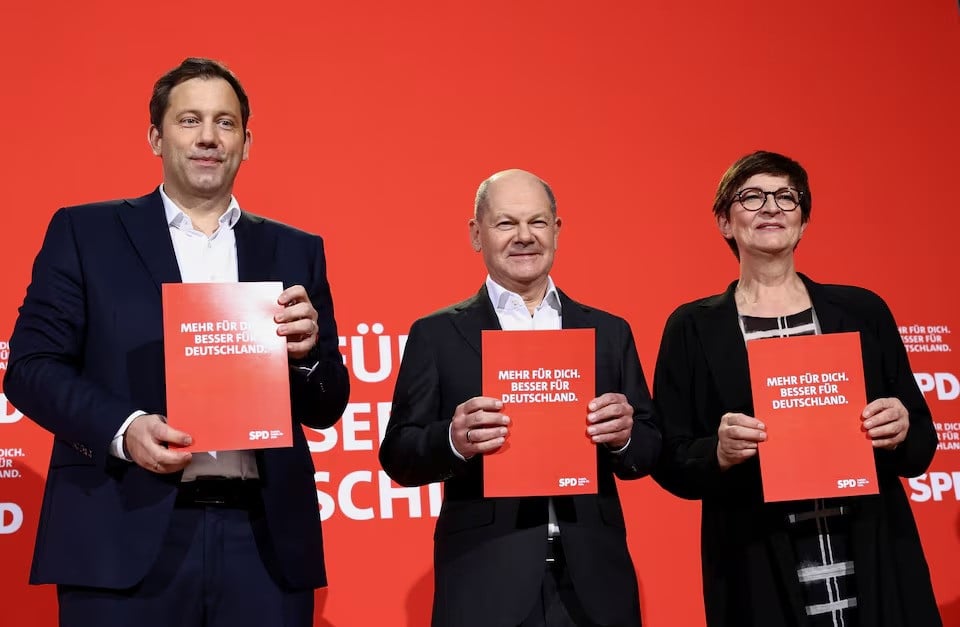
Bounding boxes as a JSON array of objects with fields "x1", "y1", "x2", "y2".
[{"x1": 652, "y1": 274, "x2": 941, "y2": 627}]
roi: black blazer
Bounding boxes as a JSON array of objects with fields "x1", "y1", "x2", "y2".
[
  {"x1": 379, "y1": 286, "x2": 661, "y2": 627},
  {"x1": 652, "y1": 274, "x2": 941, "y2": 627},
  {"x1": 4, "y1": 190, "x2": 349, "y2": 590}
]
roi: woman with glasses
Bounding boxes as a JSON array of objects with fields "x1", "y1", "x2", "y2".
[{"x1": 652, "y1": 150, "x2": 941, "y2": 626}]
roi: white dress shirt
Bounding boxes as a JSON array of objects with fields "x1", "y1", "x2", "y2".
[{"x1": 109, "y1": 185, "x2": 258, "y2": 480}]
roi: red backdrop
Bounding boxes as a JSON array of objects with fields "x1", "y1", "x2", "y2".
[{"x1": 1, "y1": 1, "x2": 958, "y2": 625}]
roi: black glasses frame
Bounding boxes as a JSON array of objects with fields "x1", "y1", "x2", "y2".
[{"x1": 733, "y1": 187, "x2": 803, "y2": 212}]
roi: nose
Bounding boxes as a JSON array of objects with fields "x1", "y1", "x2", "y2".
[
  {"x1": 514, "y1": 222, "x2": 535, "y2": 243},
  {"x1": 759, "y1": 192, "x2": 782, "y2": 215},
  {"x1": 196, "y1": 120, "x2": 218, "y2": 148}
]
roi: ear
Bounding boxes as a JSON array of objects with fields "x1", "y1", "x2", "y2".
[
  {"x1": 717, "y1": 213, "x2": 733, "y2": 239},
  {"x1": 799, "y1": 218, "x2": 809, "y2": 238},
  {"x1": 553, "y1": 216, "x2": 562, "y2": 249},
  {"x1": 148, "y1": 125, "x2": 162, "y2": 156},
  {"x1": 468, "y1": 218, "x2": 481, "y2": 251},
  {"x1": 242, "y1": 128, "x2": 252, "y2": 161}
]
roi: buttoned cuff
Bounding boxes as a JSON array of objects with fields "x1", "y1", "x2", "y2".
[
  {"x1": 606, "y1": 437, "x2": 631, "y2": 455},
  {"x1": 292, "y1": 359, "x2": 320, "y2": 379},
  {"x1": 448, "y1": 422, "x2": 471, "y2": 461},
  {"x1": 109, "y1": 410, "x2": 147, "y2": 461}
]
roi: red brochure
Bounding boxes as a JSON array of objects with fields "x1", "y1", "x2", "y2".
[
  {"x1": 747, "y1": 331, "x2": 878, "y2": 502},
  {"x1": 481, "y1": 329, "x2": 597, "y2": 497},
  {"x1": 162, "y1": 282, "x2": 292, "y2": 452}
]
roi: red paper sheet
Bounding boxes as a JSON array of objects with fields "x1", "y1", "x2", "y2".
[
  {"x1": 162, "y1": 282, "x2": 293, "y2": 452},
  {"x1": 748, "y1": 332, "x2": 878, "y2": 502},
  {"x1": 481, "y1": 329, "x2": 596, "y2": 497}
]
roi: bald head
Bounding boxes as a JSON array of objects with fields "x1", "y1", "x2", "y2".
[{"x1": 474, "y1": 169, "x2": 557, "y2": 220}]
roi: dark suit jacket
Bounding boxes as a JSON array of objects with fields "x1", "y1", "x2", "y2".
[
  {"x1": 3, "y1": 189, "x2": 349, "y2": 590},
  {"x1": 379, "y1": 286, "x2": 661, "y2": 627},
  {"x1": 652, "y1": 274, "x2": 941, "y2": 627}
]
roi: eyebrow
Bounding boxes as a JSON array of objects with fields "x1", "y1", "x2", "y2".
[
  {"x1": 489, "y1": 210, "x2": 552, "y2": 219},
  {"x1": 174, "y1": 108, "x2": 240, "y2": 118}
]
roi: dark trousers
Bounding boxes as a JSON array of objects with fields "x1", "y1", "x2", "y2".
[
  {"x1": 58, "y1": 494, "x2": 313, "y2": 627},
  {"x1": 519, "y1": 537, "x2": 601, "y2": 627}
]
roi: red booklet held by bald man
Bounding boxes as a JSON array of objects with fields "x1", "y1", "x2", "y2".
[
  {"x1": 747, "y1": 331, "x2": 878, "y2": 502},
  {"x1": 162, "y1": 281, "x2": 293, "y2": 452},
  {"x1": 481, "y1": 329, "x2": 597, "y2": 497}
]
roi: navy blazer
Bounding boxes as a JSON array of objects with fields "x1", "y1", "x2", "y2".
[
  {"x1": 4, "y1": 189, "x2": 349, "y2": 590},
  {"x1": 379, "y1": 287, "x2": 661, "y2": 627},
  {"x1": 652, "y1": 274, "x2": 941, "y2": 627}
]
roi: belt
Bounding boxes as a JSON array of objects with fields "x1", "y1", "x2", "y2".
[
  {"x1": 176, "y1": 478, "x2": 262, "y2": 508},
  {"x1": 545, "y1": 535, "x2": 566, "y2": 568}
]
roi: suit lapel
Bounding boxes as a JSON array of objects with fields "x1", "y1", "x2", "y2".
[
  {"x1": 800, "y1": 273, "x2": 848, "y2": 334},
  {"x1": 558, "y1": 291, "x2": 601, "y2": 401},
  {"x1": 229, "y1": 212, "x2": 275, "y2": 479},
  {"x1": 696, "y1": 281, "x2": 754, "y2": 413},
  {"x1": 557, "y1": 289, "x2": 592, "y2": 330},
  {"x1": 234, "y1": 212, "x2": 275, "y2": 282},
  {"x1": 450, "y1": 286, "x2": 502, "y2": 356},
  {"x1": 118, "y1": 190, "x2": 182, "y2": 293}
]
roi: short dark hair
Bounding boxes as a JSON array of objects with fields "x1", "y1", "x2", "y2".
[
  {"x1": 712, "y1": 150, "x2": 812, "y2": 258},
  {"x1": 474, "y1": 173, "x2": 557, "y2": 219},
  {"x1": 149, "y1": 57, "x2": 250, "y2": 134}
]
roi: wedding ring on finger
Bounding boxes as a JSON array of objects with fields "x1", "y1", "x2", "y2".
[{"x1": 466, "y1": 429, "x2": 474, "y2": 444}]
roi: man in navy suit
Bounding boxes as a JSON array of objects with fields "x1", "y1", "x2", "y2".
[{"x1": 3, "y1": 58, "x2": 349, "y2": 627}]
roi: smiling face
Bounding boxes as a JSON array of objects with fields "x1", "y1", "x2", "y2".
[
  {"x1": 717, "y1": 173, "x2": 807, "y2": 260},
  {"x1": 469, "y1": 171, "x2": 561, "y2": 297},
  {"x1": 147, "y1": 77, "x2": 251, "y2": 206}
]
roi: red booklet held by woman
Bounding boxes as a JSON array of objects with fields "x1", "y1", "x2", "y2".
[{"x1": 747, "y1": 331, "x2": 878, "y2": 502}]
